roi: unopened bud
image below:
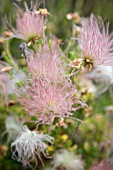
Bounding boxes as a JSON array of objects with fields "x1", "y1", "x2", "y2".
[
  {"x1": 56, "y1": 118, "x2": 65, "y2": 127},
  {"x1": 36, "y1": 8, "x2": 50, "y2": 16},
  {"x1": 66, "y1": 12, "x2": 80, "y2": 23},
  {"x1": 4, "y1": 31, "x2": 11, "y2": 37},
  {"x1": 0, "y1": 66, "x2": 12, "y2": 73}
]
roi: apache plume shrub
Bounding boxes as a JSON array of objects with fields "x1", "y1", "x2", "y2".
[
  {"x1": 9, "y1": 0, "x2": 85, "y2": 166},
  {"x1": 9, "y1": 0, "x2": 113, "y2": 168}
]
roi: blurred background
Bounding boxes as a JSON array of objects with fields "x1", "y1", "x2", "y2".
[{"x1": 0, "y1": 0, "x2": 113, "y2": 170}]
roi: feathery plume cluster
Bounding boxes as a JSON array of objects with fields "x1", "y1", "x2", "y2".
[
  {"x1": 8, "y1": 2, "x2": 44, "y2": 41},
  {"x1": 18, "y1": 36, "x2": 85, "y2": 125},
  {"x1": 11, "y1": 126, "x2": 54, "y2": 168},
  {"x1": 79, "y1": 14, "x2": 113, "y2": 67},
  {"x1": 52, "y1": 149, "x2": 84, "y2": 170},
  {"x1": 4, "y1": 0, "x2": 113, "y2": 168},
  {"x1": 8, "y1": 1, "x2": 86, "y2": 168}
]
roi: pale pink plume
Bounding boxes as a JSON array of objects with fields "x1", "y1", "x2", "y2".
[
  {"x1": 18, "y1": 77, "x2": 84, "y2": 125},
  {"x1": 79, "y1": 14, "x2": 113, "y2": 66},
  {"x1": 8, "y1": 2, "x2": 44, "y2": 41},
  {"x1": 26, "y1": 40, "x2": 64, "y2": 81}
]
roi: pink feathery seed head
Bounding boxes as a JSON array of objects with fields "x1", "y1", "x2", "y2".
[
  {"x1": 26, "y1": 39, "x2": 65, "y2": 81},
  {"x1": 79, "y1": 13, "x2": 113, "y2": 67},
  {"x1": 9, "y1": 2, "x2": 44, "y2": 41},
  {"x1": 18, "y1": 77, "x2": 83, "y2": 125},
  {"x1": 90, "y1": 161, "x2": 113, "y2": 170}
]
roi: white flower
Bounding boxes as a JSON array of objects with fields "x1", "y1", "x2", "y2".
[
  {"x1": 11, "y1": 126, "x2": 54, "y2": 168},
  {"x1": 3, "y1": 116, "x2": 23, "y2": 143},
  {"x1": 86, "y1": 66, "x2": 112, "y2": 97},
  {"x1": 52, "y1": 149, "x2": 84, "y2": 170}
]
